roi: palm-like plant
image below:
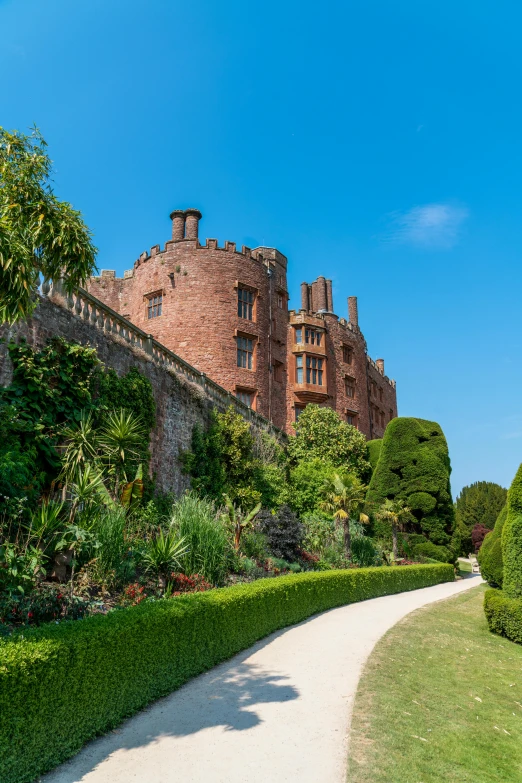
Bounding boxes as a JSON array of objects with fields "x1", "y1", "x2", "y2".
[
  {"x1": 141, "y1": 529, "x2": 189, "y2": 590},
  {"x1": 221, "y1": 495, "x2": 262, "y2": 552},
  {"x1": 320, "y1": 473, "x2": 367, "y2": 561},
  {"x1": 375, "y1": 498, "x2": 412, "y2": 559},
  {"x1": 98, "y1": 410, "x2": 146, "y2": 498},
  {"x1": 60, "y1": 411, "x2": 99, "y2": 487}
]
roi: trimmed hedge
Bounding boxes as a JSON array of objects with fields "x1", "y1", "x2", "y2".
[
  {"x1": 412, "y1": 541, "x2": 454, "y2": 564},
  {"x1": 502, "y1": 462, "x2": 522, "y2": 599},
  {"x1": 484, "y1": 588, "x2": 522, "y2": 645},
  {"x1": 367, "y1": 438, "x2": 383, "y2": 472},
  {"x1": 366, "y1": 417, "x2": 455, "y2": 546},
  {"x1": 0, "y1": 564, "x2": 453, "y2": 782},
  {"x1": 478, "y1": 505, "x2": 507, "y2": 588}
]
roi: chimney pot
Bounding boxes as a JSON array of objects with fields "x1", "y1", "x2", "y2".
[
  {"x1": 376, "y1": 358, "x2": 385, "y2": 374},
  {"x1": 300, "y1": 282, "x2": 309, "y2": 311},
  {"x1": 325, "y1": 279, "x2": 333, "y2": 312}
]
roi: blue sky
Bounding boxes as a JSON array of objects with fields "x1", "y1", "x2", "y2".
[{"x1": 2, "y1": 0, "x2": 521, "y2": 496}]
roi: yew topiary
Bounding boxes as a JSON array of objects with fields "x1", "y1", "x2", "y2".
[
  {"x1": 366, "y1": 417, "x2": 455, "y2": 546},
  {"x1": 367, "y1": 439, "x2": 382, "y2": 472},
  {"x1": 501, "y1": 463, "x2": 522, "y2": 599},
  {"x1": 478, "y1": 505, "x2": 507, "y2": 588}
]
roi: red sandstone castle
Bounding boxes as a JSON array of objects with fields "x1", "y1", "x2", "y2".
[{"x1": 87, "y1": 208, "x2": 397, "y2": 437}]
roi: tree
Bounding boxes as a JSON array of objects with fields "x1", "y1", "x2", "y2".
[
  {"x1": 288, "y1": 458, "x2": 337, "y2": 517},
  {"x1": 221, "y1": 495, "x2": 261, "y2": 552},
  {"x1": 320, "y1": 473, "x2": 367, "y2": 560},
  {"x1": 0, "y1": 126, "x2": 97, "y2": 324},
  {"x1": 455, "y1": 481, "x2": 507, "y2": 553},
  {"x1": 366, "y1": 417, "x2": 455, "y2": 546},
  {"x1": 375, "y1": 498, "x2": 412, "y2": 559},
  {"x1": 501, "y1": 463, "x2": 522, "y2": 599},
  {"x1": 478, "y1": 505, "x2": 507, "y2": 588},
  {"x1": 287, "y1": 404, "x2": 370, "y2": 480}
]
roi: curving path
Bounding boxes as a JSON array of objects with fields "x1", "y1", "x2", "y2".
[{"x1": 43, "y1": 575, "x2": 482, "y2": 783}]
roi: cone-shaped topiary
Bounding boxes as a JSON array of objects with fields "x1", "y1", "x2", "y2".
[
  {"x1": 366, "y1": 417, "x2": 455, "y2": 545},
  {"x1": 478, "y1": 505, "x2": 507, "y2": 588},
  {"x1": 501, "y1": 463, "x2": 522, "y2": 599}
]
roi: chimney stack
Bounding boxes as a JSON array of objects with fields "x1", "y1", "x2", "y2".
[
  {"x1": 325, "y1": 279, "x2": 333, "y2": 312},
  {"x1": 315, "y1": 276, "x2": 328, "y2": 311},
  {"x1": 348, "y1": 296, "x2": 358, "y2": 328},
  {"x1": 300, "y1": 282, "x2": 309, "y2": 311},
  {"x1": 376, "y1": 358, "x2": 385, "y2": 374},
  {"x1": 184, "y1": 208, "x2": 202, "y2": 241},
  {"x1": 170, "y1": 210, "x2": 185, "y2": 241}
]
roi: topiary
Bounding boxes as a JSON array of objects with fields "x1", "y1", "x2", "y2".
[
  {"x1": 502, "y1": 463, "x2": 522, "y2": 599},
  {"x1": 478, "y1": 505, "x2": 507, "y2": 588},
  {"x1": 367, "y1": 439, "x2": 382, "y2": 473},
  {"x1": 366, "y1": 417, "x2": 455, "y2": 546}
]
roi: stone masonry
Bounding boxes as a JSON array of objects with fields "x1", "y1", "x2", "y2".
[{"x1": 87, "y1": 209, "x2": 398, "y2": 438}]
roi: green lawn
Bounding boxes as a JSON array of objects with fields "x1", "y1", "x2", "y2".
[{"x1": 348, "y1": 585, "x2": 522, "y2": 783}]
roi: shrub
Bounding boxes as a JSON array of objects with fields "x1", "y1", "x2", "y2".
[
  {"x1": 170, "y1": 493, "x2": 231, "y2": 586},
  {"x1": 478, "y1": 506, "x2": 507, "y2": 588},
  {"x1": 0, "y1": 563, "x2": 453, "y2": 782},
  {"x1": 413, "y1": 541, "x2": 454, "y2": 564},
  {"x1": 471, "y1": 523, "x2": 491, "y2": 553},
  {"x1": 240, "y1": 530, "x2": 270, "y2": 562},
  {"x1": 366, "y1": 417, "x2": 455, "y2": 546},
  {"x1": 257, "y1": 505, "x2": 304, "y2": 561},
  {"x1": 287, "y1": 404, "x2": 370, "y2": 479},
  {"x1": 351, "y1": 536, "x2": 380, "y2": 567},
  {"x1": 168, "y1": 573, "x2": 212, "y2": 595},
  {"x1": 288, "y1": 458, "x2": 337, "y2": 517},
  {"x1": 0, "y1": 586, "x2": 91, "y2": 633},
  {"x1": 501, "y1": 463, "x2": 522, "y2": 600},
  {"x1": 484, "y1": 588, "x2": 522, "y2": 645},
  {"x1": 367, "y1": 439, "x2": 382, "y2": 472}
]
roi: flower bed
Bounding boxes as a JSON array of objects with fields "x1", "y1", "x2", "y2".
[{"x1": 0, "y1": 563, "x2": 452, "y2": 783}]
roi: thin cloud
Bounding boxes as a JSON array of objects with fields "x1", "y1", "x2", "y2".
[{"x1": 384, "y1": 203, "x2": 469, "y2": 249}]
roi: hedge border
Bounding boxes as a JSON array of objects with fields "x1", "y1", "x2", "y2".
[
  {"x1": 0, "y1": 564, "x2": 453, "y2": 783},
  {"x1": 484, "y1": 587, "x2": 522, "y2": 645}
]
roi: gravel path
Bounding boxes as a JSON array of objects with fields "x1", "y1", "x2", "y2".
[{"x1": 42, "y1": 575, "x2": 482, "y2": 783}]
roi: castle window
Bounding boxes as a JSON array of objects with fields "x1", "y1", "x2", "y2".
[
  {"x1": 381, "y1": 410, "x2": 385, "y2": 428},
  {"x1": 236, "y1": 336, "x2": 254, "y2": 369},
  {"x1": 347, "y1": 412, "x2": 358, "y2": 428},
  {"x1": 295, "y1": 404, "x2": 305, "y2": 421},
  {"x1": 238, "y1": 288, "x2": 254, "y2": 320},
  {"x1": 342, "y1": 344, "x2": 353, "y2": 364},
  {"x1": 147, "y1": 293, "x2": 162, "y2": 319},
  {"x1": 236, "y1": 388, "x2": 255, "y2": 408},
  {"x1": 305, "y1": 328, "x2": 322, "y2": 346},
  {"x1": 272, "y1": 361, "x2": 283, "y2": 383},
  {"x1": 295, "y1": 355, "x2": 304, "y2": 383},
  {"x1": 379, "y1": 387, "x2": 383, "y2": 402},
  {"x1": 306, "y1": 356, "x2": 323, "y2": 386},
  {"x1": 295, "y1": 327, "x2": 303, "y2": 344},
  {"x1": 345, "y1": 376, "x2": 356, "y2": 398},
  {"x1": 277, "y1": 294, "x2": 284, "y2": 308}
]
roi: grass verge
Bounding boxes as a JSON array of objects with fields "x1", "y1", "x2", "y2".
[{"x1": 348, "y1": 585, "x2": 522, "y2": 783}]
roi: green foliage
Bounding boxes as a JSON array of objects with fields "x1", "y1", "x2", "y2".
[
  {"x1": 182, "y1": 407, "x2": 285, "y2": 510},
  {"x1": 0, "y1": 563, "x2": 453, "y2": 783},
  {"x1": 89, "y1": 507, "x2": 130, "y2": 588},
  {"x1": 351, "y1": 536, "x2": 380, "y2": 567},
  {"x1": 97, "y1": 367, "x2": 155, "y2": 433},
  {"x1": 0, "y1": 406, "x2": 42, "y2": 512},
  {"x1": 170, "y1": 493, "x2": 231, "y2": 586},
  {"x1": 501, "y1": 463, "x2": 522, "y2": 599},
  {"x1": 484, "y1": 588, "x2": 522, "y2": 645},
  {"x1": 289, "y1": 458, "x2": 337, "y2": 517},
  {"x1": 257, "y1": 505, "x2": 304, "y2": 561},
  {"x1": 240, "y1": 530, "x2": 270, "y2": 562},
  {"x1": 455, "y1": 481, "x2": 507, "y2": 551},
  {"x1": 412, "y1": 541, "x2": 454, "y2": 564},
  {"x1": 140, "y1": 529, "x2": 189, "y2": 589},
  {"x1": 320, "y1": 472, "x2": 368, "y2": 560},
  {"x1": 287, "y1": 404, "x2": 370, "y2": 479},
  {"x1": 366, "y1": 417, "x2": 455, "y2": 546},
  {"x1": 302, "y1": 513, "x2": 337, "y2": 556},
  {"x1": 478, "y1": 505, "x2": 507, "y2": 588},
  {"x1": 0, "y1": 338, "x2": 100, "y2": 477},
  {"x1": 367, "y1": 439, "x2": 382, "y2": 472},
  {"x1": 0, "y1": 126, "x2": 97, "y2": 324}
]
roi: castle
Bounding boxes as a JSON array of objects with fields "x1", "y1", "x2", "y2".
[{"x1": 87, "y1": 208, "x2": 397, "y2": 437}]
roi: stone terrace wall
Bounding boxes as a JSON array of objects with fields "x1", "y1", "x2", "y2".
[{"x1": 0, "y1": 287, "x2": 280, "y2": 495}]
